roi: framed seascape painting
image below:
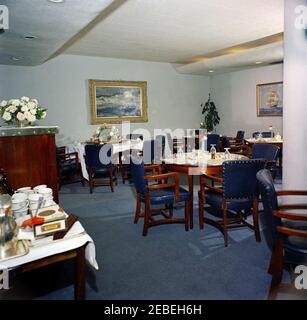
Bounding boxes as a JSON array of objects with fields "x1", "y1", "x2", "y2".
[
  {"x1": 256, "y1": 81, "x2": 283, "y2": 117},
  {"x1": 89, "y1": 80, "x2": 148, "y2": 124}
]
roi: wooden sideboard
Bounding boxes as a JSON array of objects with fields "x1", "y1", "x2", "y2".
[{"x1": 0, "y1": 126, "x2": 59, "y2": 202}]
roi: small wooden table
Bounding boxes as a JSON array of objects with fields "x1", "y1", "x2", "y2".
[
  {"x1": 164, "y1": 153, "x2": 248, "y2": 229},
  {"x1": 6, "y1": 243, "x2": 88, "y2": 300}
]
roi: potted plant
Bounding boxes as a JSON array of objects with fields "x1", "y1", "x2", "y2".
[{"x1": 200, "y1": 94, "x2": 220, "y2": 132}]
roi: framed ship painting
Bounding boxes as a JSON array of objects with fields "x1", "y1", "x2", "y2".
[
  {"x1": 257, "y1": 82, "x2": 283, "y2": 117},
  {"x1": 89, "y1": 80, "x2": 148, "y2": 124}
]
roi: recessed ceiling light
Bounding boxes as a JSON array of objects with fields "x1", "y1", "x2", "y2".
[
  {"x1": 23, "y1": 35, "x2": 38, "y2": 40},
  {"x1": 11, "y1": 56, "x2": 23, "y2": 61},
  {"x1": 208, "y1": 70, "x2": 215, "y2": 73},
  {"x1": 255, "y1": 61, "x2": 263, "y2": 64},
  {"x1": 48, "y1": 0, "x2": 64, "y2": 3}
]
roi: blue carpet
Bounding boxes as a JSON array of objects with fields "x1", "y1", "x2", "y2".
[{"x1": 1, "y1": 178, "x2": 305, "y2": 300}]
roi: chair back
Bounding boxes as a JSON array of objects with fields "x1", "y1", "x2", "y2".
[
  {"x1": 252, "y1": 131, "x2": 260, "y2": 138},
  {"x1": 85, "y1": 144, "x2": 113, "y2": 168},
  {"x1": 220, "y1": 136, "x2": 230, "y2": 149},
  {"x1": 143, "y1": 139, "x2": 162, "y2": 164},
  {"x1": 127, "y1": 134, "x2": 143, "y2": 141},
  {"x1": 0, "y1": 169, "x2": 14, "y2": 195},
  {"x1": 223, "y1": 159, "x2": 265, "y2": 199},
  {"x1": 236, "y1": 130, "x2": 245, "y2": 139},
  {"x1": 256, "y1": 169, "x2": 282, "y2": 246},
  {"x1": 207, "y1": 134, "x2": 220, "y2": 151},
  {"x1": 252, "y1": 144, "x2": 279, "y2": 161},
  {"x1": 129, "y1": 157, "x2": 147, "y2": 194},
  {"x1": 156, "y1": 135, "x2": 166, "y2": 157},
  {"x1": 261, "y1": 131, "x2": 275, "y2": 138}
]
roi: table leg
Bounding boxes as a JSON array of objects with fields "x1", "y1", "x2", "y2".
[
  {"x1": 74, "y1": 245, "x2": 86, "y2": 300},
  {"x1": 188, "y1": 175, "x2": 194, "y2": 229}
]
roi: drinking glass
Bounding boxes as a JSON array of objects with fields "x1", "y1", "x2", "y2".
[
  {"x1": 224, "y1": 148, "x2": 231, "y2": 160},
  {"x1": 210, "y1": 144, "x2": 217, "y2": 159}
]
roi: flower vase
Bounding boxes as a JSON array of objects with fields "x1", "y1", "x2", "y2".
[{"x1": 17, "y1": 120, "x2": 30, "y2": 127}]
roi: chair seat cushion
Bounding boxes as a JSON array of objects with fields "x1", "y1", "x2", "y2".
[
  {"x1": 204, "y1": 190, "x2": 253, "y2": 211},
  {"x1": 140, "y1": 187, "x2": 189, "y2": 205},
  {"x1": 62, "y1": 163, "x2": 77, "y2": 173},
  {"x1": 92, "y1": 165, "x2": 117, "y2": 178}
]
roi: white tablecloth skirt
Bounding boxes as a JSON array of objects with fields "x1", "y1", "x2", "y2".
[{"x1": 0, "y1": 221, "x2": 98, "y2": 270}]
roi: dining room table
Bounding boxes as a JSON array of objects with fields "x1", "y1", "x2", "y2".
[{"x1": 163, "y1": 151, "x2": 248, "y2": 229}]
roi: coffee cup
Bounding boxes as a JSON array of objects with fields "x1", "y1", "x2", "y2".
[
  {"x1": 16, "y1": 187, "x2": 31, "y2": 193},
  {"x1": 12, "y1": 193, "x2": 29, "y2": 210},
  {"x1": 42, "y1": 198, "x2": 54, "y2": 207},
  {"x1": 13, "y1": 208, "x2": 29, "y2": 219},
  {"x1": 33, "y1": 184, "x2": 47, "y2": 192},
  {"x1": 38, "y1": 187, "x2": 53, "y2": 196}
]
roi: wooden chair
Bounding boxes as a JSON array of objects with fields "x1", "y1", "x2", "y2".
[
  {"x1": 251, "y1": 144, "x2": 280, "y2": 178},
  {"x1": 257, "y1": 169, "x2": 307, "y2": 300},
  {"x1": 199, "y1": 159, "x2": 265, "y2": 246},
  {"x1": 84, "y1": 144, "x2": 117, "y2": 193},
  {"x1": 56, "y1": 147, "x2": 85, "y2": 189},
  {"x1": 130, "y1": 158, "x2": 190, "y2": 236},
  {"x1": 0, "y1": 168, "x2": 14, "y2": 195}
]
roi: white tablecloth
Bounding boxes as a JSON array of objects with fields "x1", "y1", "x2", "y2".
[
  {"x1": 67, "y1": 141, "x2": 143, "y2": 181},
  {"x1": 245, "y1": 138, "x2": 283, "y2": 144},
  {"x1": 0, "y1": 221, "x2": 98, "y2": 271}
]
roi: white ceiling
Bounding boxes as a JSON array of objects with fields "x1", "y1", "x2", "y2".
[
  {"x1": 0, "y1": 0, "x2": 116, "y2": 66},
  {"x1": 0, "y1": 0, "x2": 285, "y2": 73},
  {"x1": 176, "y1": 42, "x2": 284, "y2": 75},
  {"x1": 66, "y1": 0, "x2": 284, "y2": 65}
]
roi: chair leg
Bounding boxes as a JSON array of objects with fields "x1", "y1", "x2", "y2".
[
  {"x1": 169, "y1": 204, "x2": 173, "y2": 218},
  {"x1": 110, "y1": 171, "x2": 115, "y2": 192},
  {"x1": 115, "y1": 168, "x2": 118, "y2": 186},
  {"x1": 143, "y1": 196, "x2": 150, "y2": 236},
  {"x1": 89, "y1": 176, "x2": 94, "y2": 194},
  {"x1": 222, "y1": 201, "x2": 228, "y2": 247},
  {"x1": 134, "y1": 195, "x2": 141, "y2": 224},
  {"x1": 184, "y1": 201, "x2": 189, "y2": 231},
  {"x1": 252, "y1": 196, "x2": 261, "y2": 242},
  {"x1": 198, "y1": 196, "x2": 204, "y2": 230},
  {"x1": 268, "y1": 238, "x2": 284, "y2": 300}
]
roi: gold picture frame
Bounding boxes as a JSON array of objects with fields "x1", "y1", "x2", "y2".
[
  {"x1": 256, "y1": 81, "x2": 283, "y2": 117},
  {"x1": 89, "y1": 80, "x2": 148, "y2": 124}
]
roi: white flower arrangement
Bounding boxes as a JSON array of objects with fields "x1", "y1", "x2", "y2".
[
  {"x1": 94, "y1": 123, "x2": 120, "y2": 141},
  {"x1": 0, "y1": 96, "x2": 47, "y2": 125}
]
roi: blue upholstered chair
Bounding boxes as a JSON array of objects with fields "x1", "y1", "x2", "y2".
[
  {"x1": 252, "y1": 144, "x2": 280, "y2": 178},
  {"x1": 261, "y1": 131, "x2": 275, "y2": 138},
  {"x1": 84, "y1": 144, "x2": 117, "y2": 193},
  {"x1": 126, "y1": 133, "x2": 143, "y2": 140},
  {"x1": 199, "y1": 159, "x2": 265, "y2": 246},
  {"x1": 130, "y1": 157, "x2": 190, "y2": 236},
  {"x1": 207, "y1": 134, "x2": 220, "y2": 151},
  {"x1": 143, "y1": 138, "x2": 164, "y2": 165},
  {"x1": 156, "y1": 135, "x2": 166, "y2": 158},
  {"x1": 252, "y1": 131, "x2": 261, "y2": 138},
  {"x1": 236, "y1": 130, "x2": 245, "y2": 140},
  {"x1": 257, "y1": 169, "x2": 307, "y2": 299},
  {"x1": 56, "y1": 147, "x2": 85, "y2": 189}
]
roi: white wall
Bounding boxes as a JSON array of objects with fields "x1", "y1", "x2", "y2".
[
  {"x1": 210, "y1": 64, "x2": 283, "y2": 138},
  {"x1": 0, "y1": 54, "x2": 210, "y2": 144},
  {"x1": 283, "y1": 0, "x2": 307, "y2": 190}
]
